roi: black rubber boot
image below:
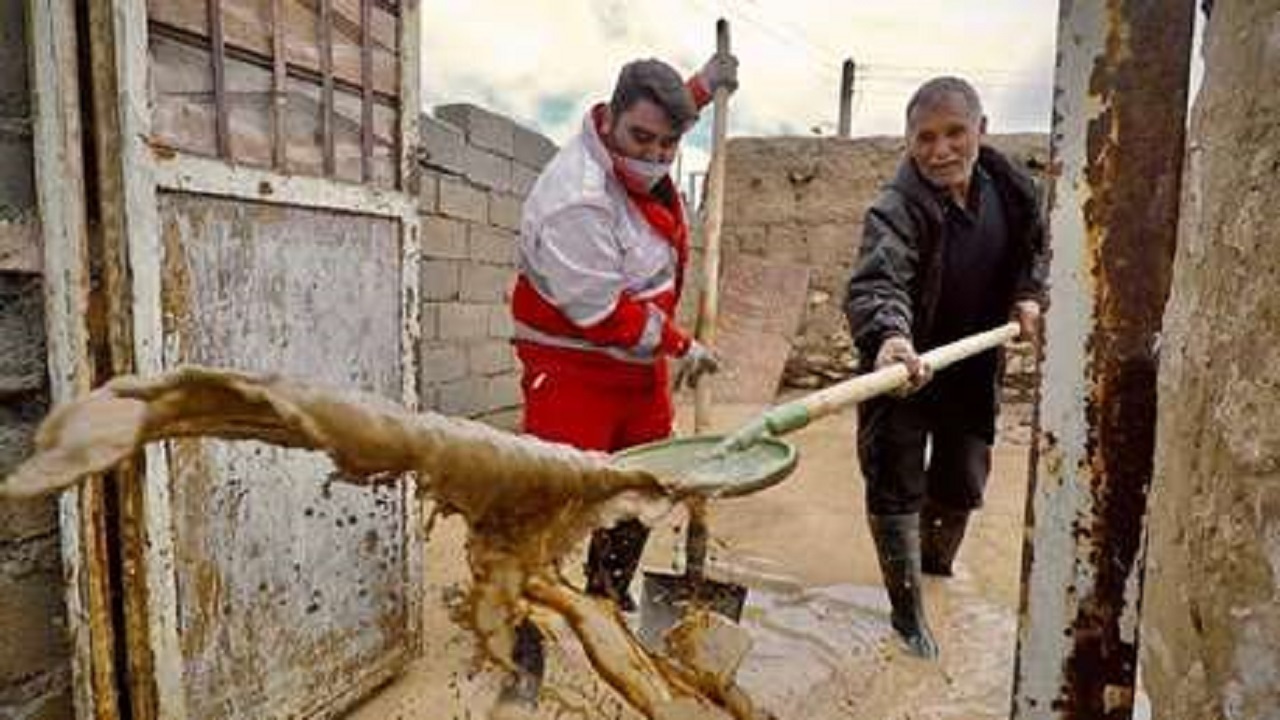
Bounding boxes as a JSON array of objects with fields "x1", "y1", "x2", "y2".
[
  {"x1": 584, "y1": 518, "x2": 649, "y2": 612},
  {"x1": 921, "y1": 501, "x2": 971, "y2": 577},
  {"x1": 498, "y1": 619, "x2": 545, "y2": 707},
  {"x1": 869, "y1": 513, "x2": 940, "y2": 659}
]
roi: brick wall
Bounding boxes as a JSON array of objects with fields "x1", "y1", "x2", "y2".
[
  {"x1": 0, "y1": 0, "x2": 73, "y2": 716},
  {"x1": 417, "y1": 104, "x2": 556, "y2": 424}
]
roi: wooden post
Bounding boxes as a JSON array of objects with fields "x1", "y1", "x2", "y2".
[
  {"x1": 837, "y1": 58, "x2": 855, "y2": 138},
  {"x1": 693, "y1": 18, "x2": 730, "y2": 434}
]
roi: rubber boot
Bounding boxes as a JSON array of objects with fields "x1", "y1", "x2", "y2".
[
  {"x1": 868, "y1": 513, "x2": 940, "y2": 659},
  {"x1": 584, "y1": 518, "x2": 649, "y2": 612},
  {"x1": 498, "y1": 619, "x2": 545, "y2": 707},
  {"x1": 921, "y1": 500, "x2": 971, "y2": 577}
]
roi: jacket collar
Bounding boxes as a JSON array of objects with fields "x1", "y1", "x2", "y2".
[{"x1": 888, "y1": 145, "x2": 1031, "y2": 216}]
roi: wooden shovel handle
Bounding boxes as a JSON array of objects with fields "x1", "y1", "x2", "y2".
[
  {"x1": 795, "y1": 322, "x2": 1021, "y2": 424},
  {"x1": 693, "y1": 19, "x2": 731, "y2": 434}
]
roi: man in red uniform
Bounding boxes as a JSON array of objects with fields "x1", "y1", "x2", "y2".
[{"x1": 504, "y1": 54, "x2": 736, "y2": 702}]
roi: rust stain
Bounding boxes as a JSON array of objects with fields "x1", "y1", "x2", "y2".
[
  {"x1": 159, "y1": 202, "x2": 194, "y2": 355},
  {"x1": 168, "y1": 439, "x2": 222, "y2": 661},
  {"x1": 1056, "y1": 1, "x2": 1194, "y2": 717},
  {"x1": 148, "y1": 139, "x2": 178, "y2": 161}
]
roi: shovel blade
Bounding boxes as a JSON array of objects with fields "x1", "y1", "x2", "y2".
[{"x1": 638, "y1": 571, "x2": 747, "y2": 651}]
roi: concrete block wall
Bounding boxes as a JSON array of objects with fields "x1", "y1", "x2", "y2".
[
  {"x1": 418, "y1": 103, "x2": 556, "y2": 422},
  {"x1": 0, "y1": 0, "x2": 73, "y2": 716}
]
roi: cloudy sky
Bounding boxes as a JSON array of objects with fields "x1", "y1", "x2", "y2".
[{"x1": 420, "y1": 1, "x2": 1061, "y2": 173}]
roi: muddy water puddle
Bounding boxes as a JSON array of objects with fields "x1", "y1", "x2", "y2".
[
  {"x1": 364, "y1": 548, "x2": 1020, "y2": 720},
  {"x1": 678, "y1": 565, "x2": 1016, "y2": 719}
]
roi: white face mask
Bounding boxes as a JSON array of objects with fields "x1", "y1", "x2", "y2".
[{"x1": 619, "y1": 156, "x2": 672, "y2": 190}]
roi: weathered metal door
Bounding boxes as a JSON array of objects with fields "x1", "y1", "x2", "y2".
[{"x1": 69, "y1": 1, "x2": 423, "y2": 718}]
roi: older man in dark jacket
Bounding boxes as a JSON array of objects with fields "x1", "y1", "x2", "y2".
[{"x1": 844, "y1": 76, "x2": 1048, "y2": 658}]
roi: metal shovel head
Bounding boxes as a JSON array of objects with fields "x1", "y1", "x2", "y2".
[
  {"x1": 609, "y1": 435, "x2": 798, "y2": 498},
  {"x1": 637, "y1": 570, "x2": 748, "y2": 651}
]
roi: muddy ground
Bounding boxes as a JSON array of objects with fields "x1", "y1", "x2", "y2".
[{"x1": 349, "y1": 396, "x2": 1035, "y2": 720}]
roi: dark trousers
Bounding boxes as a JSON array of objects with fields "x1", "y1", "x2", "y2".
[{"x1": 857, "y1": 391, "x2": 994, "y2": 516}]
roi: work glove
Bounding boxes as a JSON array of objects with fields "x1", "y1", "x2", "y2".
[
  {"x1": 693, "y1": 51, "x2": 739, "y2": 97},
  {"x1": 673, "y1": 340, "x2": 721, "y2": 391},
  {"x1": 1012, "y1": 299, "x2": 1042, "y2": 342},
  {"x1": 875, "y1": 335, "x2": 931, "y2": 396}
]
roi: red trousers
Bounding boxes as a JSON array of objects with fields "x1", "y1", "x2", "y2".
[
  {"x1": 517, "y1": 343, "x2": 669, "y2": 608},
  {"x1": 517, "y1": 343, "x2": 672, "y2": 452}
]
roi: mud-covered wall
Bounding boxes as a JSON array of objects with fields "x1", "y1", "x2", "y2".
[
  {"x1": 0, "y1": 0, "x2": 73, "y2": 717},
  {"x1": 1141, "y1": 2, "x2": 1280, "y2": 718},
  {"x1": 717, "y1": 133, "x2": 1047, "y2": 391}
]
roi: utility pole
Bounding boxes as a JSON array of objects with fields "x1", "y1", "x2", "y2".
[{"x1": 837, "y1": 58, "x2": 855, "y2": 137}]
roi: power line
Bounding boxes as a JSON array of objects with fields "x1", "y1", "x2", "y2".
[
  {"x1": 861, "y1": 62, "x2": 1027, "y2": 79},
  {"x1": 688, "y1": 0, "x2": 843, "y2": 78}
]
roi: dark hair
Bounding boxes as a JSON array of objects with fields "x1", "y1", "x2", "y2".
[
  {"x1": 609, "y1": 59, "x2": 699, "y2": 130},
  {"x1": 905, "y1": 76, "x2": 984, "y2": 127}
]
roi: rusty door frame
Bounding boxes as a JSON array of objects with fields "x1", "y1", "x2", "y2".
[
  {"x1": 74, "y1": 1, "x2": 424, "y2": 717},
  {"x1": 1012, "y1": 2, "x2": 1194, "y2": 719},
  {"x1": 26, "y1": 0, "x2": 121, "y2": 718}
]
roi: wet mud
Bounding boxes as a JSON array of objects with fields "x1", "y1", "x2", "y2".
[{"x1": 352, "y1": 398, "x2": 1033, "y2": 719}]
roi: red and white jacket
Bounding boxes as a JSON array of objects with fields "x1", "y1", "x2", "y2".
[{"x1": 512, "y1": 105, "x2": 695, "y2": 368}]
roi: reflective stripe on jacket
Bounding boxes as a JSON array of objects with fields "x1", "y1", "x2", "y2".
[{"x1": 512, "y1": 106, "x2": 692, "y2": 365}]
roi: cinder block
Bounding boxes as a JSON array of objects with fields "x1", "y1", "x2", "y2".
[
  {"x1": 0, "y1": 405, "x2": 55, "y2": 539},
  {"x1": 438, "y1": 304, "x2": 490, "y2": 341},
  {"x1": 488, "y1": 192, "x2": 522, "y2": 231},
  {"x1": 0, "y1": 132, "x2": 34, "y2": 213},
  {"x1": 436, "y1": 104, "x2": 516, "y2": 158},
  {"x1": 421, "y1": 215, "x2": 468, "y2": 259},
  {"x1": 7, "y1": 681, "x2": 73, "y2": 720},
  {"x1": 486, "y1": 373, "x2": 522, "y2": 411},
  {"x1": 419, "y1": 115, "x2": 467, "y2": 175},
  {"x1": 513, "y1": 125, "x2": 558, "y2": 170},
  {"x1": 436, "y1": 376, "x2": 488, "y2": 418},
  {"x1": 0, "y1": 537, "x2": 69, "y2": 686},
  {"x1": 420, "y1": 303, "x2": 440, "y2": 340},
  {"x1": 488, "y1": 305, "x2": 514, "y2": 339},
  {"x1": 510, "y1": 163, "x2": 541, "y2": 197},
  {"x1": 461, "y1": 146, "x2": 512, "y2": 193},
  {"x1": 0, "y1": 494, "x2": 57, "y2": 543},
  {"x1": 469, "y1": 224, "x2": 517, "y2": 265},
  {"x1": 0, "y1": 1, "x2": 31, "y2": 119},
  {"x1": 0, "y1": 275, "x2": 46, "y2": 405},
  {"x1": 460, "y1": 265, "x2": 513, "y2": 303},
  {"x1": 468, "y1": 341, "x2": 516, "y2": 376},
  {"x1": 419, "y1": 385, "x2": 440, "y2": 413},
  {"x1": 420, "y1": 343, "x2": 468, "y2": 386},
  {"x1": 437, "y1": 176, "x2": 488, "y2": 223},
  {"x1": 418, "y1": 172, "x2": 439, "y2": 213},
  {"x1": 420, "y1": 259, "x2": 460, "y2": 301}
]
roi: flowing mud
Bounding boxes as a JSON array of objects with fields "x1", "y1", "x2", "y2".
[
  {"x1": 0, "y1": 367, "x2": 774, "y2": 720},
  {"x1": 353, "y1": 398, "x2": 1033, "y2": 719},
  {"x1": 2, "y1": 371, "x2": 1033, "y2": 719}
]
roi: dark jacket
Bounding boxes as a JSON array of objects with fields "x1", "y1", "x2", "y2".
[{"x1": 844, "y1": 145, "x2": 1048, "y2": 362}]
